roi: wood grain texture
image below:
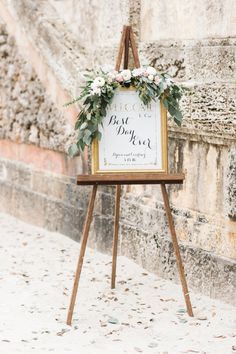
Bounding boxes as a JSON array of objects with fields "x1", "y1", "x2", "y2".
[
  {"x1": 123, "y1": 26, "x2": 130, "y2": 69},
  {"x1": 66, "y1": 185, "x2": 97, "y2": 325},
  {"x1": 111, "y1": 185, "x2": 121, "y2": 289},
  {"x1": 129, "y1": 27, "x2": 141, "y2": 68},
  {"x1": 77, "y1": 173, "x2": 185, "y2": 185},
  {"x1": 161, "y1": 183, "x2": 194, "y2": 317},
  {"x1": 115, "y1": 25, "x2": 127, "y2": 71}
]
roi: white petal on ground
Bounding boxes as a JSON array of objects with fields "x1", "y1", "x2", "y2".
[{"x1": 0, "y1": 212, "x2": 235, "y2": 354}]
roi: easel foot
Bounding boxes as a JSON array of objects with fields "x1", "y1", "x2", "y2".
[
  {"x1": 66, "y1": 185, "x2": 97, "y2": 325},
  {"x1": 161, "y1": 183, "x2": 194, "y2": 317},
  {"x1": 111, "y1": 185, "x2": 121, "y2": 289}
]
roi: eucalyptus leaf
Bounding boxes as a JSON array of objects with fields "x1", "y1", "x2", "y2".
[
  {"x1": 68, "y1": 143, "x2": 80, "y2": 157},
  {"x1": 65, "y1": 67, "x2": 185, "y2": 155},
  {"x1": 96, "y1": 131, "x2": 102, "y2": 140},
  {"x1": 80, "y1": 122, "x2": 88, "y2": 130},
  {"x1": 163, "y1": 98, "x2": 169, "y2": 109}
]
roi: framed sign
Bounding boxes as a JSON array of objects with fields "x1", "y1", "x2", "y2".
[{"x1": 92, "y1": 88, "x2": 168, "y2": 174}]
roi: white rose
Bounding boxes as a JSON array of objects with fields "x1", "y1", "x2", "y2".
[
  {"x1": 109, "y1": 70, "x2": 118, "y2": 76},
  {"x1": 91, "y1": 82, "x2": 97, "y2": 90},
  {"x1": 163, "y1": 82, "x2": 167, "y2": 90},
  {"x1": 132, "y1": 68, "x2": 143, "y2": 77},
  {"x1": 146, "y1": 66, "x2": 157, "y2": 76},
  {"x1": 116, "y1": 74, "x2": 124, "y2": 82},
  {"x1": 120, "y1": 69, "x2": 131, "y2": 81},
  {"x1": 93, "y1": 76, "x2": 105, "y2": 87},
  {"x1": 148, "y1": 74, "x2": 154, "y2": 81},
  {"x1": 107, "y1": 70, "x2": 118, "y2": 82},
  {"x1": 91, "y1": 87, "x2": 101, "y2": 96},
  {"x1": 155, "y1": 76, "x2": 161, "y2": 85}
]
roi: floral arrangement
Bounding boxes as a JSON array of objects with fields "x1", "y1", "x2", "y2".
[{"x1": 66, "y1": 66, "x2": 185, "y2": 156}]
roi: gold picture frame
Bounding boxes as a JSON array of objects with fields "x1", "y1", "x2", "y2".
[{"x1": 92, "y1": 90, "x2": 168, "y2": 174}]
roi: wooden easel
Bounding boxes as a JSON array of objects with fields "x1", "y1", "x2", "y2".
[{"x1": 66, "y1": 26, "x2": 193, "y2": 326}]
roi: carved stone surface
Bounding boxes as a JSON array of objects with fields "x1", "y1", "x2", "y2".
[
  {"x1": 140, "y1": 0, "x2": 236, "y2": 41},
  {"x1": 0, "y1": 157, "x2": 235, "y2": 305},
  {"x1": 226, "y1": 149, "x2": 236, "y2": 220},
  {"x1": 0, "y1": 21, "x2": 73, "y2": 152}
]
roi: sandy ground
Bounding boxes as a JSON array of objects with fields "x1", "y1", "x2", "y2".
[{"x1": 0, "y1": 212, "x2": 235, "y2": 354}]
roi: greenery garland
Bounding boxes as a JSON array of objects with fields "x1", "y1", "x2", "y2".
[{"x1": 66, "y1": 66, "x2": 185, "y2": 156}]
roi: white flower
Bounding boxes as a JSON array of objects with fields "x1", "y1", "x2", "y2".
[
  {"x1": 132, "y1": 68, "x2": 143, "y2": 77},
  {"x1": 120, "y1": 69, "x2": 131, "y2": 81},
  {"x1": 155, "y1": 76, "x2": 161, "y2": 85},
  {"x1": 91, "y1": 87, "x2": 101, "y2": 96},
  {"x1": 93, "y1": 76, "x2": 105, "y2": 87},
  {"x1": 107, "y1": 70, "x2": 118, "y2": 82},
  {"x1": 148, "y1": 74, "x2": 154, "y2": 81},
  {"x1": 146, "y1": 66, "x2": 157, "y2": 76},
  {"x1": 162, "y1": 82, "x2": 168, "y2": 90},
  {"x1": 91, "y1": 82, "x2": 97, "y2": 90},
  {"x1": 116, "y1": 74, "x2": 124, "y2": 82},
  {"x1": 163, "y1": 77, "x2": 174, "y2": 90}
]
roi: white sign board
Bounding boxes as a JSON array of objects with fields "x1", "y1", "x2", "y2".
[{"x1": 92, "y1": 88, "x2": 167, "y2": 173}]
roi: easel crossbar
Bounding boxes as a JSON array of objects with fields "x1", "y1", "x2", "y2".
[{"x1": 76, "y1": 173, "x2": 185, "y2": 185}]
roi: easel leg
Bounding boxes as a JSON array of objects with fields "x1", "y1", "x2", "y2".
[
  {"x1": 66, "y1": 185, "x2": 98, "y2": 325},
  {"x1": 161, "y1": 183, "x2": 194, "y2": 317},
  {"x1": 111, "y1": 185, "x2": 121, "y2": 289}
]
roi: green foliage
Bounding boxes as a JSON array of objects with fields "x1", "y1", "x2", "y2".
[{"x1": 66, "y1": 69, "x2": 185, "y2": 156}]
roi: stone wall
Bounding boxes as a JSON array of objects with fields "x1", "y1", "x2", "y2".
[
  {"x1": 0, "y1": 0, "x2": 236, "y2": 305},
  {"x1": 0, "y1": 22, "x2": 73, "y2": 152}
]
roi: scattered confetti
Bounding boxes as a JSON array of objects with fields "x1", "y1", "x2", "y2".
[{"x1": 0, "y1": 212, "x2": 235, "y2": 354}]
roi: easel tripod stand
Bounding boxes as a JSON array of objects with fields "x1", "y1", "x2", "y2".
[{"x1": 66, "y1": 25, "x2": 194, "y2": 326}]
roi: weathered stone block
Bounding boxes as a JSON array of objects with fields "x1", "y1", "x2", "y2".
[
  {"x1": 140, "y1": 0, "x2": 236, "y2": 41},
  {"x1": 0, "y1": 19, "x2": 74, "y2": 153},
  {"x1": 226, "y1": 149, "x2": 236, "y2": 220},
  {"x1": 50, "y1": 0, "x2": 130, "y2": 47},
  {"x1": 184, "y1": 43, "x2": 235, "y2": 82},
  {"x1": 0, "y1": 157, "x2": 235, "y2": 304},
  {"x1": 139, "y1": 42, "x2": 186, "y2": 79}
]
